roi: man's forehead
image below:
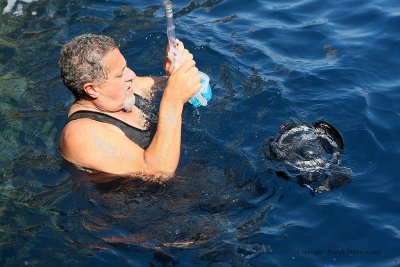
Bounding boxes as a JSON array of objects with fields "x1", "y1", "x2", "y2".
[{"x1": 102, "y1": 48, "x2": 126, "y2": 72}]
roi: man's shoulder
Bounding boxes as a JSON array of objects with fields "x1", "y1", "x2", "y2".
[
  {"x1": 60, "y1": 119, "x2": 97, "y2": 161},
  {"x1": 59, "y1": 115, "x2": 146, "y2": 175},
  {"x1": 59, "y1": 118, "x2": 135, "y2": 171},
  {"x1": 61, "y1": 118, "x2": 124, "y2": 146}
]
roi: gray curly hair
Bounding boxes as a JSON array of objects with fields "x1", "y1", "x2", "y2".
[{"x1": 59, "y1": 34, "x2": 118, "y2": 99}]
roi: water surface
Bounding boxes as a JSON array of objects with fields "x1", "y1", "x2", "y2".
[{"x1": 1, "y1": 0, "x2": 399, "y2": 266}]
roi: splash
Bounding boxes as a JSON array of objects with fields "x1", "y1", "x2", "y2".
[{"x1": 262, "y1": 121, "x2": 351, "y2": 194}]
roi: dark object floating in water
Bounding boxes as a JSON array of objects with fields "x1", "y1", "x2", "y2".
[{"x1": 261, "y1": 121, "x2": 351, "y2": 195}]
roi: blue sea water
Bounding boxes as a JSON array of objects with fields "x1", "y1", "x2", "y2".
[{"x1": 0, "y1": 0, "x2": 399, "y2": 266}]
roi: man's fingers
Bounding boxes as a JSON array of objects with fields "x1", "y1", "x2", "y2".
[
  {"x1": 175, "y1": 39, "x2": 184, "y2": 51},
  {"x1": 188, "y1": 67, "x2": 200, "y2": 81},
  {"x1": 176, "y1": 59, "x2": 196, "y2": 73}
]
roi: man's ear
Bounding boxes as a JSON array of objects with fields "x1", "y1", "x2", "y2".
[{"x1": 83, "y1": 82, "x2": 100, "y2": 99}]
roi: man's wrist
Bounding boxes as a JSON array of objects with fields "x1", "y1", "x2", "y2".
[{"x1": 160, "y1": 95, "x2": 184, "y2": 111}]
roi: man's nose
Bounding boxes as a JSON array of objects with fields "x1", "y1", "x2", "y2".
[{"x1": 125, "y1": 68, "x2": 136, "y2": 81}]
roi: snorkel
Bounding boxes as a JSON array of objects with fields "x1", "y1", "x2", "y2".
[{"x1": 162, "y1": 0, "x2": 212, "y2": 107}]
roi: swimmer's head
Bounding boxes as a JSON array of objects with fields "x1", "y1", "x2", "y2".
[{"x1": 59, "y1": 34, "x2": 118, "y2": 99}]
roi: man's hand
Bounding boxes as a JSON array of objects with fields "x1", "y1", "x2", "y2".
[
  {"x1": 163, "y1": 60, "x2": 201, "y2": 106},
  {"x1": 163, "y1": 39, "x2": 193, "y2": 75}
]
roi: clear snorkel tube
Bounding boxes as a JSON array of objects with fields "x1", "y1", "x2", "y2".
[{"x1": 163, "y1": 0, "x2": 212, "y2": 107}]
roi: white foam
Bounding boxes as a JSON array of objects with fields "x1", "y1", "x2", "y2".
[
  {"x1": 3, "y1": 0, "x2": 17, "y2": 14},
  {"x1": 2, "y1": 0, "x2": 39, "y2": 15}
]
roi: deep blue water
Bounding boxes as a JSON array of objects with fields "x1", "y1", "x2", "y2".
[{"x1": 1, "y1": 0, "x2": 399, "y2": 266}]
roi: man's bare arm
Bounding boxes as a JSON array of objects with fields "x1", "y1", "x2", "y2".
[{"x1": 133, "y1": 76, "x2": 168, "y2": 100}]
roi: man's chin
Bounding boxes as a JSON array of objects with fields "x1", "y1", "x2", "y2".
[{"x1": 122, "y1": 94, "x2": 136, "y2": 112}]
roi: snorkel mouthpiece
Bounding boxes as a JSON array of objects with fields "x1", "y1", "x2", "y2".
[{"x1": 162, "y1": 0, "x2": 212, "y2": 108}]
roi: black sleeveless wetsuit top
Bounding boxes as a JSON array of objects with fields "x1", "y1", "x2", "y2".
[{"x1": 65, "y1": 95, "x2": 157, "y2": 149}]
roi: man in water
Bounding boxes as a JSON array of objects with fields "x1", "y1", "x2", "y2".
[{"x1": 59, "y1": 34, "x2": 201, "y2": 177}]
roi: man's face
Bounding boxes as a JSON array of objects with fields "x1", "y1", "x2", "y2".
[{"x1": 96, "y1": 48, "x2": 137, "y2": 112}]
